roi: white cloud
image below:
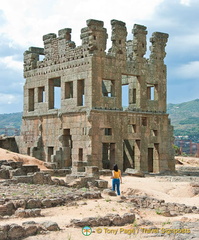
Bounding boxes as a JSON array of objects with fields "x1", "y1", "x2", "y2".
[
  {"x1": 0, "y1": 56, "x2": 23, "y2": 71},
  {"x1": 0, "y1": 93, "x2": 17, "y2": 104},
  {"x1": 180, "y1": 0, "x2": 191, "y2": 6},
  {"x1": 0, "y1": 0, "x2": 164, "y2": 48},
  {"x1": 175, "y1": 61, "x2": 199, "y2": 79}
]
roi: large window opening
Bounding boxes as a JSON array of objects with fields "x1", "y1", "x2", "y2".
[
  {"x1": 49, "y1": 78, "x2": 61, "y2": 109},
  {"x1": 102, "y1": 79, "x2": 115, "y2": 97},
  {"x1": 77, "y1": 79, "x2": 85, "y2": 106},
  {"x1": 28, "y1": 88, "x2": 35, "y2": 111},
  {"x1": 121, "y1": 75, "x2": 138, "y2": 107},
  {"x1": 65, "y1": 81, "x2": 73, "y2": 99}
]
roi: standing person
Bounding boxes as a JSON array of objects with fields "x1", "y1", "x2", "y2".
[{"x1": 112, "y1": 164, "x2": 122, "y2": 196}]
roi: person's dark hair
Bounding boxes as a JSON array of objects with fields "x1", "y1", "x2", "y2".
[{"x1": 113, "y1": 164, "x2": 118, "y2": 172}]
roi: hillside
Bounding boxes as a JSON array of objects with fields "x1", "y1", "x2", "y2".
[
  {"x1": 167, "y1": 99, "x2": 199, "y2": 142},
  {"x1": 0, "y1": 99, "x2": 198, "y2": 141},
  {"x1": 0, "y1": 112, "x2": 22, "y2": 135}
]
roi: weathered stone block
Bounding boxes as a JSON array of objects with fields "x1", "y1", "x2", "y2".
[
  {"x1": 14, "y1": 175, "x2": 33, "y2": 184},
  {"x1": 41, "y1": 221, "x2": 60, "y2": 231},
  {"x1": 125, "y1": 168, "x2": 145, "y2": 177},
  {"x1": 0, "y1": 169, "x2": 10, "y2": 179},
  {"x1": 23, "y1": 224, "x2": 38, "y2": 237},
  {"x1": 7, "y1": 224, "x2": 25, "y2": 240},
  {"x1": 95, "y1": 179, "x2": 108, "y2": 188},
  {"x1": 22, "y1": 165, "x2": 40, "y2": 174},
  {"x1": 26, "y1": 199, "x2": 42, "y2": 209}
]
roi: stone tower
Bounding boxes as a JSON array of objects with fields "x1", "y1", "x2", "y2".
[{"x1": 20, "y1": 19, "x2": 175, "y2": 173}]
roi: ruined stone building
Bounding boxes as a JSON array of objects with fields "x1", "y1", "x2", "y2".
[{"x1": 19, "y1": 19, "x2": 175, "y2": 173}]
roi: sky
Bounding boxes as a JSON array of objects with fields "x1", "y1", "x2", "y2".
[{"x1": 0, "y1": 0, "x2": 199, "y2": 113}]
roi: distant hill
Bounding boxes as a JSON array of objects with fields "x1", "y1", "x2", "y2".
[
  {"x1": 0, "y1": 112, "x2": 22, "y2": 135},
  {"x1": 167, "y1": 99, "x2": 199, "y2": 142},
  {"x1": 0, "y1": 99, "x2": 198, "y2": 141}
]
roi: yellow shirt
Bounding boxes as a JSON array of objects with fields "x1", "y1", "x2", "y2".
[{"x1": 113, "y1": 170, "x2": 121, "y2": 179}]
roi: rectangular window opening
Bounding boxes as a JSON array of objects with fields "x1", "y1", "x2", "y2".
[
  {"x1": 49, "y1": 78, "x2": 61, "y2": 109},
  {"x1": 128, "y1": 124, "x2": 136, "y2": 133},
  {"x1": 82, "y1": 127, "x2": 88, "y2": 135},
  {"x1": 65, "y1": 81, "x2": 73, "y2": 99},
  {"x1": 148, "y1": 148, "x2": 154, "y2": 172},
  {"x1": 147, "y1": 84, "x2": 155, "y2": 100},
  {"x1": 38, "y1": 86, "x2": 45, "y2": 103},
  {"x1": 48, "y1": 147, "x2": 54, "y2": 162},
  {"x1": 133, "y1": 88, "x2": 136, "y2": 103},
  {"x1": 102, "y1": 80, "x2": 115, "y2": 97},
  {"x1": 77, "y1": 79, "x2": 85, "y2": 106},
  {"x1": 153, "y1": 130, "x2": 158, "y2": 136},
  {"x1": 27, "y1": 147, "x2": 30, "y2": 156},
  {"x1": 78, "y1": 148, "x2": 83, "y2": 161},
  {"x1": 142, "y1": 117, "x2": 147, "y2": 126},
  {"x1": 28, "y1": 88, "x2": 35, "y2": 111},
  {"x1": 105, "y1": 128, "x2": 112, "y2": 136},
  {"x1": 122, "y1": 84, "x2": 129, "y2": 107},
  {"x1": 39, "y1": 55, "x2": 45, "y2": 61}
]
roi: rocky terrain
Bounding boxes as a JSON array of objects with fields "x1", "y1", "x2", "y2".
[{"x1": 0, "y1": 148, "x2": 199, "y2": 240}]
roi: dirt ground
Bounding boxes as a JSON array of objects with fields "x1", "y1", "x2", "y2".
[
  {"x1": 1, "y1": 175, "x2": 198, "y2": 240},
  {"x1": 0, "y1": 148, "x2": 199, "y2": 240}
]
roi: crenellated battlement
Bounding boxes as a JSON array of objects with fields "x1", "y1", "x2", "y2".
[{"x1": 24, "y1": 19, "x2": 168, "y2": 74}]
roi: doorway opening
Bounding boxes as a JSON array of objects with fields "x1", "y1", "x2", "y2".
[
  {"x1": 148, "y1": 148, "x2": 153, "y2": 172},
  {"x1": 48, "y1": 146, "x2": 54, "y2": 162},
  {"x1": 102, "y1": 143, "x2": 115, "y2": 169},
  {"x1": 123, "y1": 139, "x2": 134, "y2": 171}
]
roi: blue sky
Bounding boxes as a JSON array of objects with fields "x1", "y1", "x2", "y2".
[{"x1": 0, "y1": 0, "x2": 198, "y2": 113}]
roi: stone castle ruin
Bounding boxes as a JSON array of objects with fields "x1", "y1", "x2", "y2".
[{"x1": 18, "y1": 19, "x2": 175, "y2": 174}]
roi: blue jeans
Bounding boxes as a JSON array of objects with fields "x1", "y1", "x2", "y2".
[{"x1": 112, "y1": 178, "x2": 120, "y2": 195}]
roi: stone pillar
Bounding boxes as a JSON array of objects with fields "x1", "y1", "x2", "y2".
[
  {"x1": 43, "y1": 33, "x2": 57, "y2": 60},
  {"x1": 80, "y1": 19, "x2": 108, "y2": 54},
  {"x1": 108, "y1": 19, "x2": 127, "y2": 57},
  {"x1": 149, "y1": 32, "x2": 169, "y2": 63},
  {"x1": 132, "y1": 24, "x2": 147, "y2": 59},
  {"x1": 149, "y1": 32, "x2": 169, "y2": 113}
]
